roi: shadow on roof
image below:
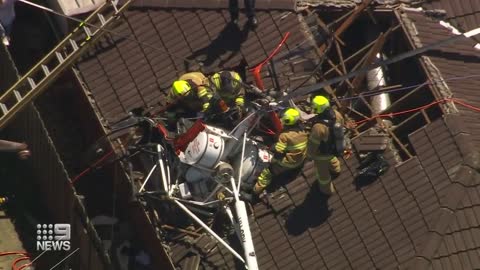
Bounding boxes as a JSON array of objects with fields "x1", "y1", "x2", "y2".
[
  {"x1": 186, "y1": 22, "x2": 251, "y2": 70},
  {"x1": 285, "y1": 184, "x2": 332, "y2": 236}
]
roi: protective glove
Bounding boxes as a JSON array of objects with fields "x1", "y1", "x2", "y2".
[{"x1": 272, "y1": 150, "x2": 285, "y2": 161}]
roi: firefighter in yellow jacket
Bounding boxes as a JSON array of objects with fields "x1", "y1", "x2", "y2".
[
  {"x1": 254, "y1": 107, "x2": 309, "y2": 194},
  {"x1": 209, "y1": 70, "x2": 245, "y2": 124},
  {"x1": 166, "y1": 72, "x2": 213, "y2": 123},
  {"x1": 307, "y1": 95, "x2": 344, "y2": 195}
]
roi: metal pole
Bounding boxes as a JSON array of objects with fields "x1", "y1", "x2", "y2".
[
  {"x1": 230, "y1": 177, "x2": 239, "y2": 201},
  {"x1": 173, "y1": 200, "x2": 246, "y2": 264},
  {"x1": 138, "y1": 164, "x2": 157, "y2": 192},
  {"x1": 234, "y1": 200, "x2": 259, "y2": 270},
  {"x1": 157, "y1": 145, "x2": 168, "y2": 193},
  {"x1": 166, "y1": 156, "x2": 172, "y2": 195},
  {"x1": 236, "y1": 132, "x2": 248, "y2": 192}
]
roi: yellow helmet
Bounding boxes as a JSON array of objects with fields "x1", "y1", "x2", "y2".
[
  {"x1": 172, "y1": 80, "x2": 192, "y2": 96},
  {"x1": 311, "y1": 95, "x2": 330, "y2": 114},
  {"x1": 281, "y1": 108, "x2": 300, "y2": 126}
]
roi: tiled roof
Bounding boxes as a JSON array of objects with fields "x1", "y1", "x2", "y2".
[
  {"x1": 76, "y1": 8, "x2": 319, "y2": 125},
  {"x1": 130, "y1": 0, "x2": 296, "y2": 10},
  {"x1": 73, "y1": 4, "x2": 480, "y2": 270},
  {"x1": 52, "y1": 0, "x2": 296, "y2": 16},
  {"x1": 422, "y1": 0, "x2": 480, "y2": 31},
  {"x1": 297, "y1": 0, "x2": 404, "y2": 8},
  {"x1": 394, "y1": 8, "x2": 480, "y2": 269}
]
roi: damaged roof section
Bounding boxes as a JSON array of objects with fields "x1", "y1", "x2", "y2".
[
  {"x1": 76, "y1": 8, "x2": 322, "y2": 126},
  {"x1": 390, "y1": 7, "x2": 480, "y2": 269},
  {"x1": 397, "y1": 7, "x2": 480, "y2": 148}
]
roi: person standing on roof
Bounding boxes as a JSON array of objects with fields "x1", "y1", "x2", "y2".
[
  {"x1": 209, "y1": 70, "x2": 245, "y2": 124},
  {"x1": 229, "y1": 0, "x2": 257, "y2": 28},
  {"x1": 253, "y1": 108, "x2": 308, "y2": 195},
  {"x1": 166, "y1": 72, "x2": 213, "y2": 125},
  {"x1": 307, "y1": 95, "x2": 345, "y2": 195},
  {"x1": 0, "y1": 0, "x2": 16, "y2": 46}
]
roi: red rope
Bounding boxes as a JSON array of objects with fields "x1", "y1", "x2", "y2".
[
  {"x1": 12, "y1": 256, "x2": 31, "y2": 270},
  {"x1": 354, "y1": 98, "x2": 480, "y2": 125},
  {"x1": 251, "y1": 32, "x2": 291, "y2": 70},
  {"x1": 71, "y1": 150, "x2": 115, "y2": 184},
  {"x1": 250, "y1": 32, "x2": 291, "y2": 90},
  {"x1": 0, "y1": 252, "x2": 28, "y2": 256},
  {"x1": 0, "y1": 252, "x2": 31, "y2": 270}
]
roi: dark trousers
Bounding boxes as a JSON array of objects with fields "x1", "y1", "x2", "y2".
[{"x1": 229, "y1": 0, "x2": 256, "y2": 20}]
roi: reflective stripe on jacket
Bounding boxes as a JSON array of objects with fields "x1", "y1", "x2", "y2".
[
  {"x1": 211, "y1": 71, "x2": 245, "y2": 110},
  {"x1": 170, "y1": 72, "x2": 213, "y2": 112},
  {"x1": 273, "y1": 128, "x2": 309, "y2": 168}
]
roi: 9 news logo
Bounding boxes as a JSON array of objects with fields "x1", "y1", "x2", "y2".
[{"x1": 36, "y1": 224, "x2": 71, "y2": 251}]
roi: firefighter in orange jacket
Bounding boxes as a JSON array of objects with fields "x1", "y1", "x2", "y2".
[
  {"x1": 254, "y1": 107, "x2": 308, "y2": 194},
  {"x1": 307, "y1": 95, "x2": 344, "y2": 195},
  {"x1": 166, "y1": 72, "x2": 213, "y2": 124}
]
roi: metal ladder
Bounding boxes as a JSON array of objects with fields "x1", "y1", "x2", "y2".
[{"x1": 0, "y1": 0, "x2": 132, "y2": 130}]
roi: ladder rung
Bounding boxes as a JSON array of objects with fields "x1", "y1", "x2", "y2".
[
  {"x1": 41, "y1": 64, "x2": 50, "y2": 76},
  {"x1": 111, "y1": 0, "x2": 119, "y2": 13},
  {"x1": 83, "y1": 26, "x2": 93, "y2": 40},
  {"x1": 0, "y1": 103, "x2": 8, "y2": 115},
  {"x1": 55, "y1": 52, "x2": 64, "y2": 63},
  {"x1": 97, "y1": 13, "x2": 106, "y2": 26},
  {"x1": 69, "y1": 39, "x2": 79, "y2": 51},
  {"x1": 27, "y1": 78, "x2": 36, "y2": 89},
  {"x1": 13, "y1": 90, "x2": 22, "y2": 102}
]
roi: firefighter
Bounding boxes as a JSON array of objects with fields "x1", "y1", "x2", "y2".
[
  {"x1": 253, "y1": 107, "x2": 308, "y2": 194},
  {"x1": 166, "y1": 72, "x2": 213, "y2": 125},
  {"x1": 307, "y1": 95, "x2": 345, "y2": 195},
  {"x1": 209, "y1": 70, "x2": 245, "y2": 124},
  {"x1": 229, "y1": 0, "x2": 257, "y2": 27}
]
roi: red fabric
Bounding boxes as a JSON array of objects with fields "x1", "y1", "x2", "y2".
[
  {"x1": 269, "y1": 111, "x2": 283, "y2": 134},
  {"x1": 174, "y1": 120, "x2": 206, "y2": 153}
]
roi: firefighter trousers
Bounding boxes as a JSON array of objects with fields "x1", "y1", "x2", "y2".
[
  {"x1": 314, "y1": 156, "x2": 341, "y2": 193},
  {"x1": 254, "y1": 161, "x2": 302, "y2": 194}
]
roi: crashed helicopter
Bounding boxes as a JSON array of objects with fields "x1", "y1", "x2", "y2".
[{"x1": 99, "y1": 87, "x2": 287, "y2": 270}]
